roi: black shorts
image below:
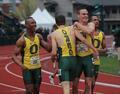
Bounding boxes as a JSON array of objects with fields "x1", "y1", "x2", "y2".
[
  {"x1": 58, "y1": 56, "x2": 77, "y2": 82},
  {"x1": 76, "y1": 55, "x2": 93, "y2": 77},
  {"x1": 22, "y1": 68, "x2": 42, "y2": 85},
  {"x1": 93, "y1": 65, "x2": 99, "y2": 78}
]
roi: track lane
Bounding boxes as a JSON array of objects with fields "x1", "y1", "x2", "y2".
[{"x1": 0, "y1": 45, "x2": 120, "y2": 94}]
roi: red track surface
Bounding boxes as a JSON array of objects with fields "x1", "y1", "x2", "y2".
[{"x1": 0, "y1": 45, "x2": 120, "y2": 94}]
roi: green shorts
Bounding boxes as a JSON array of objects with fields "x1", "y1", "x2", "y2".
[
  {"x1": 76, "y1": 54, "x2": 93, "y2": 77},
  {"x1": 93, "y1": 65, "x2": 99, "y2": 78},
  {"x1": 58, "y1": 56, "x2": 77, "y2": 82},
  {"x1": 22, "y1": 68, "x2": 42, "y2": 85}
]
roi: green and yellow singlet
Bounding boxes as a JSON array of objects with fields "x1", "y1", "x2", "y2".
[
  {"x1": 57, "y1": 26, "x2": 76, "y2": 57},
  {"x1": 93, "y1": 31, "x2": 103, "y2": 65},
  {"x1": 21, "y1": 34, "x2": 41, "y2": 69},
  {"x1": 76, "y1": 31, "x2": 93, "y2": 57}
]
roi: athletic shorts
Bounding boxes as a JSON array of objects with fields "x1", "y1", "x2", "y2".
[
  {"x1": 58, "y1": 56, "x2": 77, "y2": 82},
  {"x1": 76, "y1": 54, "x2": 93, "y2": 77},
  {"x1": 22, "y1": 68, "x2": 42, "y2": 85},
  {"x1": 92, "y1": 65, "x2": 99, "y2": 78}
]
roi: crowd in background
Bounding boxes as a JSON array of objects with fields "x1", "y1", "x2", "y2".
[
  {"x1": 0, "y1": 12, "x2": 24, "y2": 45},
  {"x1": 0, "y1": 12, "x2": 51, "y2": 45}
]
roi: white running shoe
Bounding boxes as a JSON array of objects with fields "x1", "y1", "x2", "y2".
[{"x1": 49, "y1": 74, "x2": 54, "y2": 85}]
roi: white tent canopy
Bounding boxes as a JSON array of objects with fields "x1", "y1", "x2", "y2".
[
  {"x1": 21, "y1": 8, "x2": 55, "y2": 30},
  {"x1": 42, "y1": 9, "x2": 55, "y2": 24}
]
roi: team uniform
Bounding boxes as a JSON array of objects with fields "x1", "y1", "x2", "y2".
[
  {"x1": 92, "y1": 31, "x2": 104, "y2": 77},
  {"x1": 56, "y1": 26, "x2": 77, "y2": 82},
  {"x1": 76, "y1": 31, "x2": 93, "y2": 77},
  {"x1": 21, "y1": 34, "x2": 42, "y2": 84}
]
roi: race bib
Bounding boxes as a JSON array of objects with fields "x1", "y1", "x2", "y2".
[
  {"x1": 30, "y1": 56, "x2": 40, "y2": 64},
  {"x1": 77, "y1": 43, "x2": 88, "y2": 52}
]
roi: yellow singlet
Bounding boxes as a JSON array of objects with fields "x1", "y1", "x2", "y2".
[
  {"x1": 57, "y1": 26, "x2": 76, "y2": 57},
  {"x1": 93, "y1": 31, "x2": 103, "y2": 65},
  {"x1": 76, "y1": 31, "x2": 93, "y2": 57},
  {"x1": 22, "y1": 34, "x2": 41, "y2": 69}
]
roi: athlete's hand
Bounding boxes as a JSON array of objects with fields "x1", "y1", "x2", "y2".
[
  {"x1": 93, "y1": 50, "x2": 99, "y2": 60},
  {"x1": 73, "y1": 22, "x2": 80, "y2": 29},
  {"x1": 20, "y1": 64, "x2": 28, "y2": 70},
  {"x1": 98, "y1": 48, "x2": 107, "y2": 53}
]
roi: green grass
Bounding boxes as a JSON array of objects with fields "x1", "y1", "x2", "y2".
[{"x1": 100, "y1": 55, "x2": 120, "y2": 75}]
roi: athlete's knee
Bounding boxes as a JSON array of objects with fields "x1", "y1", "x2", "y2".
[
  {"x1": 26, "y1": 88, "x2": 33, "y2": 94},
  {"x1": 26, "y1": 91, "x2": 32, "y2": 94},
  {"x1": 85, "y1": 77, "x2": 92, "y2": 88},
  {"x1": 34, "y1": 84, "x2": 40, "y2": 94},
  {"x1": 72, "y1": 78, "x2": 79, "y2": 94},
  {"x1": 61, "y1": 81, "x2": 70, "y2": 94},
  {"x1": 73, "y1": 78, "x2": 79, "y2": 88},
  {"x1": 25, "y1": 85, "x2": 34, "y2": 94}
]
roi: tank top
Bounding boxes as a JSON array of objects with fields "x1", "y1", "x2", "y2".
[
  {"x1": 21, "y1": 34, "x2": 41, "y2": 69},
  {"x1": 76, "y1": 31, "x2": 93, "y2": 57},
  {"x1": 93, "y1": 31, "x2": 103, "y2": 65},
  {"x1": 57, "y1": 26, "x2": 76, "y2": 57}
]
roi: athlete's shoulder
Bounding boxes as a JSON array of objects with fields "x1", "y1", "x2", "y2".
[
  {"x1": 99, "y1": 30, "x2": 104, "y2": 35},
  {"x1": 98, "y1": 30, "x2": 105, "y2": 40},
  {"x1": 51, "y1": 29, "x2": 59, "y2": 36},
  {"x1": 88, "y1": 22, "x2": 95, "y2": 26},
  {"x1": 67, "y1": 25, "x2": 74, "y2": 32},
  {"x1": 67, "y1": 25, "x2": 73, "y2": 29},
  {"x1": 35, "y1": 33, "x2": 43, "y2": 41},
  {"x1": 16, "y1": 34, "x2": 25, "y2": 47}
]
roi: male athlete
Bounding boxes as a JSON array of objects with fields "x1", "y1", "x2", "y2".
[
  {"x1": 91, "y1": 15, "x2": 106, "y2": 93},
  {"x1": 73, "y1": 8, "x2": 97, "y2": 94},
  {"x1": 51, "y1": 15, "x2": 98, "y2": 94},
  {"x1": 12, "y1": 17, "x2": 50, "y2": 94}
]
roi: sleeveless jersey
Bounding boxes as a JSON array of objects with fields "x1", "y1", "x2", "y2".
[
  {"x1": 57, "y1": 26, "x2": 76, "y2": 57},
  {"x1": 93, "y1": 31, "x2": 103, "y2": 65},
  {"x1": 21, "y1": 34, "x2": 41, "y2": 69},
  {"x1": 76, "y1": 31, "x2": 93, "y2": 57}
]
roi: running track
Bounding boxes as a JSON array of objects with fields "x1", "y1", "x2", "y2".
[{"x1": 0, "y1": 45, "x2": 120, "y2": 94}]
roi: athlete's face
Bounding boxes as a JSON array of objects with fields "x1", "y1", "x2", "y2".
[
  {"x1": 78, "y1": 9, "x2": 88, "y2": 23},
  {"x1": 26, "y1": 18, "x2": 36, "y2": 32},
  {"x1": 92, "y1": 16, "x2": 99, "y2": 28}
]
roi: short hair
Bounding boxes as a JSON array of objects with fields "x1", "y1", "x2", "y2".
[
  {"x1": 77, "y1": 7, "x2": 88, "y2": 14},
  {"x1": 25, "y1": 17, "x2": 34, "y2": 24},
  {"x1": 91, "y1": 14, "x2": 99, "y2": 17},
  {"x1": 91, "y1": 14, "x2": 100, "y2": 21},
  {"x1": 51, "y1": 24, "x2": 58, "y2": 32},
  {"x1": 55, "y1": 15, "x2": 65, "y2": 26}
]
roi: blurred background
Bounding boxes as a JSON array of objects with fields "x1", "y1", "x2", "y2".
[{"x1": 0, "y1": 0, "x2": 120, "y2": 45}]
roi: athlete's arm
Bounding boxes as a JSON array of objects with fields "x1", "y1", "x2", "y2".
[
  {"x1": 47, "y1": 34, "x2": 52, "y2": 50},
  {"x1": 74, "y1": 22, "x2": 95, "y2": 34},
  {"x1": 99, "y1": 32, "x2": 107, "y2": 53},
  {"x1": 38, "y1": 34, "x2": 51, "y2": 52},
  {"x1": 12, "y1": 36, "x2": 27, "y2": 70},
  {"x1": 51, "y1": 33, "x2": 57, "y2": 62},
  {"x1": 75, "y1": 30, "x2": 98, "y2": 55}
]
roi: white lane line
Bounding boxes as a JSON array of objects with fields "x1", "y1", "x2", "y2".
[
  {"x1": 5, "y1": 56, "x2": 51, "y2": 78},
  {"x1": 2, "y1": 56, "x2": 120, "y2": 92},
  {"x1": 6, "y1": 56, "x2": 120, "y2": 89},
  {"x1": 4, "y1": 58, "x2": 85, "y2": 93},
  {"x1": 0, "y1": 56, "x2": 11, "y2": 60},
  {"x1": 1, "y1": 56, "x2": 120, "y2": 78},
  {"x1": 79, "y1": 79, "x2": 120, "y2": 88},
  {"x1": 0, "y1": 82, "x2": 25, "y2": 91},
  {"x1": 100, "y1": 72, "x2": 120, "y2": 78},
  {"x1": 0, "y1": 82, "x2": 47, "y2": 94}
]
